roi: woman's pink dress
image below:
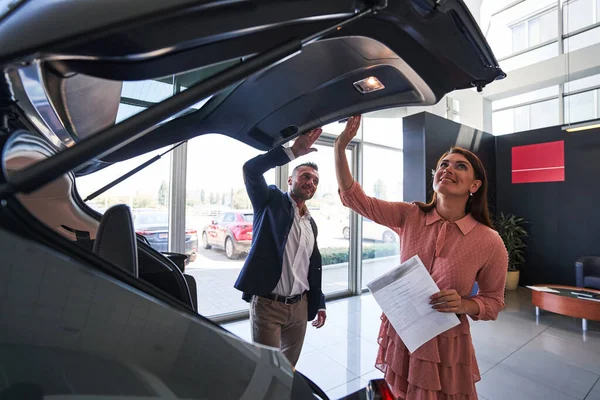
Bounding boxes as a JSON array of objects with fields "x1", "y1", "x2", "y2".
[{"x1": 339, "y1": 181, "x2": 508, "y2": 400}]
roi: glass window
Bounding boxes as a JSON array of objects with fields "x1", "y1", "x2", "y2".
[
  {"x1": 512, "y1": 22, "x2": 528, "y2": 52},
  {"x1": 563, "y1": 0, "x2": 595, "y2": 34},
  {"x1": 115, "y1": 104, "x2": 146, "y2": 123},
  {"x1": 184, "y1": 135, "x2": 276, "y2": 317},
  {"x1": 529, "y1": 9, "x2": 558, "y2": 45},
  {"x1": 114, "y1": 58, "x2": 241, "y2": 125},
  {"x1": 362, "y1": 116, "x2": 403, "y2": 148},
  {"x1": 499, "y1": 42, "x2": 558, "y2": 71},
  {"x1": 289, "y1": 144, "x2": 353, "y2": 295},
  {"x1": 564, "y1": 25, "x2": 600, "y2": 52},
  {"x1": 492, "y1": 109, "x2": 515, "y2": 135},
  {"x1": 121, "y1": 80, "x2": 174, "y2": 103},
  {"x1": 446, "y1": 97, "x2": 460, "y2": 122},
  {"x1": 76, "y1": 147, "x2": 172, "y2": 253},
  {"x1": 487, "y1": 0, "x2": 557, "y2": 59},
  {"x1": 492, "y1": 86, "x2": 559, "y2": 110},
  {"x1": 564, "y1": 90, "x2": 597, "y2": 123},
  {"x1": 514, "y1": 105, "x2": 531, "y2": 132},
  {"x1": 361, "y1": 145, "x2": 402, "y2": 289},
  {"x1": 530, "y1": 98, "x2": 560, "y2": 128},
  {"x1": 564, "y1": 73, "x2": 600, "y2": 93},
  {"x1": 492, "y1": 98, "x2": 559, "y2": 134},
  {"x1": 241, "y1": 213, "x2": 254, "y2": 222},
  {"x1": 511, "y1": 22, "x2": 527, "y2": 53},
  {"x1": 452, "y1": 99, "x2": 460, "y2": 113},
  {"x1": 133, "y1": 210, "x2": 169, "y2": 226}
]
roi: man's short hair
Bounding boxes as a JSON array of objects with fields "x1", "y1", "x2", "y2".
[{"x1": 292, "y1": 162, "x2": 318, "y2": 175}]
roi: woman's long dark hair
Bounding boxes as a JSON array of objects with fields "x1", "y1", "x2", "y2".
[{"x1": 415, "y1": 147, "x2": 494, "y2": 229}]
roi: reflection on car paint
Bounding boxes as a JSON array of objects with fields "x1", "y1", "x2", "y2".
[{"x1": 0, "y1": 228, "x2": 315, "y2": 399}]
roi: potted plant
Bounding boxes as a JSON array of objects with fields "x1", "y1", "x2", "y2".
[{"x1": 495, "y1": 213, "x2": 528, "y2": 291}]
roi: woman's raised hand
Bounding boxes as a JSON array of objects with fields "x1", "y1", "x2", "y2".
[
  {"x1": 334, "y1": 115, "x2": 362, "y2": 149},
  {"x1": 334, "y1": 115, "x2": 361, "y2": 191}
]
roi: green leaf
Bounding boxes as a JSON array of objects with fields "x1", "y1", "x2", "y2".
[{"x1": 495, "y1": 212, "x2": 529, "y2": 271}]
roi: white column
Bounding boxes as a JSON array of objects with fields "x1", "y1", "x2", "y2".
[
  {"x1": 483, "y1": 97, "x2": 493, "y2": 133},
  {"x1": 169, "y1": 142, "x2": 188, "y2": 254}
]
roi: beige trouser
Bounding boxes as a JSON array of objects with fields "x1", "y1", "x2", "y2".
[{"x1": 250, "y1": 293, "x2": 308, "y2": 366}]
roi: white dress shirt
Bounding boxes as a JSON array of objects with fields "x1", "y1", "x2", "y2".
[
  {"x1": 273, "y1": 148, "x2": 325, "y2": 314},
  {"x1": 272, "y1": 192, "x2": 314, "y2": 296}
]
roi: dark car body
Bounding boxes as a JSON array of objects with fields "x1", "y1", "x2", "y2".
[
  {"x1": 0, "y1": 0, "x2": 504, "y2": 398},
  {"x1": 202, "y1": 210, "x2": 253, "y2": 259},
  {"x1": 133, "y1": 209, "x2": 199, "y2": 262}
]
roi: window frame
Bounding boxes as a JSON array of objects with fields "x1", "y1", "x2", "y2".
[
  {"x1": 563, "y1": 87, "x2": 600, "y2": 123},
  {"x1": 492, "y1": 96, "x2": 561, "y2": 134},
  {"x1": 508, "y1": 5, "x2": 558, "y2": 55}
]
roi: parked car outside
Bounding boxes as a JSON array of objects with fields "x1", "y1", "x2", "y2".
[
  {"x1": 341, "y1": 216, "x2": 398, "y2": 243},
  {"x1": 202, "y1": 210, "x2": 253, "y2": 259},
  {"x1": 133, "y1": 208, "x2": 199, "y2": 262}
]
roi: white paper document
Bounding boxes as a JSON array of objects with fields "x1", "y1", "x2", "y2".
[
  {"x1": 526, "y1": 286, "x2": 560, "y2": 293},
  {"x1": 366, "y1": 255, "x2": 460, "y2": 353}
]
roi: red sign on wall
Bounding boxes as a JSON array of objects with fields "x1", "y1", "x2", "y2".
[{"x1": 512, "y1": 141, "x2": 565, "y2": 184}]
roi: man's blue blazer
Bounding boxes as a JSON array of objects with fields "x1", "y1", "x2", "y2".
[{"x1": 234, "y1": 146, "x2": 326, "y2": 321}]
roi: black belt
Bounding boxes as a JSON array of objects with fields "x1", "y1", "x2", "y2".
[{"x1": 260, "y1": 293, "x2": 303, "y2": 305}]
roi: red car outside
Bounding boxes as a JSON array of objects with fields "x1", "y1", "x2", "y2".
[{"x1": 202, "y1": 211, "x2": 253, "y2": 259}]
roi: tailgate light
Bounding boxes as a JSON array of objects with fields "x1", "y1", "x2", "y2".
[
  {"x1": 234, "y1": 224, "x2": 253, "y2": 240},
  {"x1": 353, "y1": 76, "x2": 384, "y2": 94}
]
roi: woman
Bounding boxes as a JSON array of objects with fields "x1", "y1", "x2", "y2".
[{"x1": 334, "y1": 116, "x2": 508, "y2": 400}]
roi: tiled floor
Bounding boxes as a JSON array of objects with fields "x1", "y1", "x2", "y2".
[{"x1": 223, "y1": 288, "x2": 600, "y2": 400}]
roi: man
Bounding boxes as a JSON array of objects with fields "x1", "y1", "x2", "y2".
[{"x1": 234, "y1": 128, "x2": 327, "y2": 366}]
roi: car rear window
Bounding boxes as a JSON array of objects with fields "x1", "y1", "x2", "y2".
[
  {"x1": 242, "y1": 213, "x2": 254, "y2": 222},
  {"x1": 137, "y1": 212, "x2": 168, "y2": 225}
]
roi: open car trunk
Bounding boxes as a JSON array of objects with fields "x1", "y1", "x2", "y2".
[
  {"x1": 1, "y1": 0, "x2": 504, "y2": 174},
  {"x1": 0, "y1": 2, "x2": 506, "y2": 399}
]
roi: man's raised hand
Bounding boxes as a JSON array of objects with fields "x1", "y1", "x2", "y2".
[{"x1": 291, "y1": 127, "x2": 323, "y2": 158}]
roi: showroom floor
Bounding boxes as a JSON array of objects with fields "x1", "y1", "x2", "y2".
[{"x1": 223, "y1": 288, "x2": 600, "y2": 400}]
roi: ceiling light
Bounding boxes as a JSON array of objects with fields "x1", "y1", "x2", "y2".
[
  {"x1": 353, "y1": 76, "x2": 385, "y2": 94},
  {"x1": 561, "y1": 119, "x2": 600, "y2": 133}
]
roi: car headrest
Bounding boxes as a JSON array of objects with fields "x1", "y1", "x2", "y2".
[{"x1": 93, "y1": 204, "x2": 138, "y2": 277}]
